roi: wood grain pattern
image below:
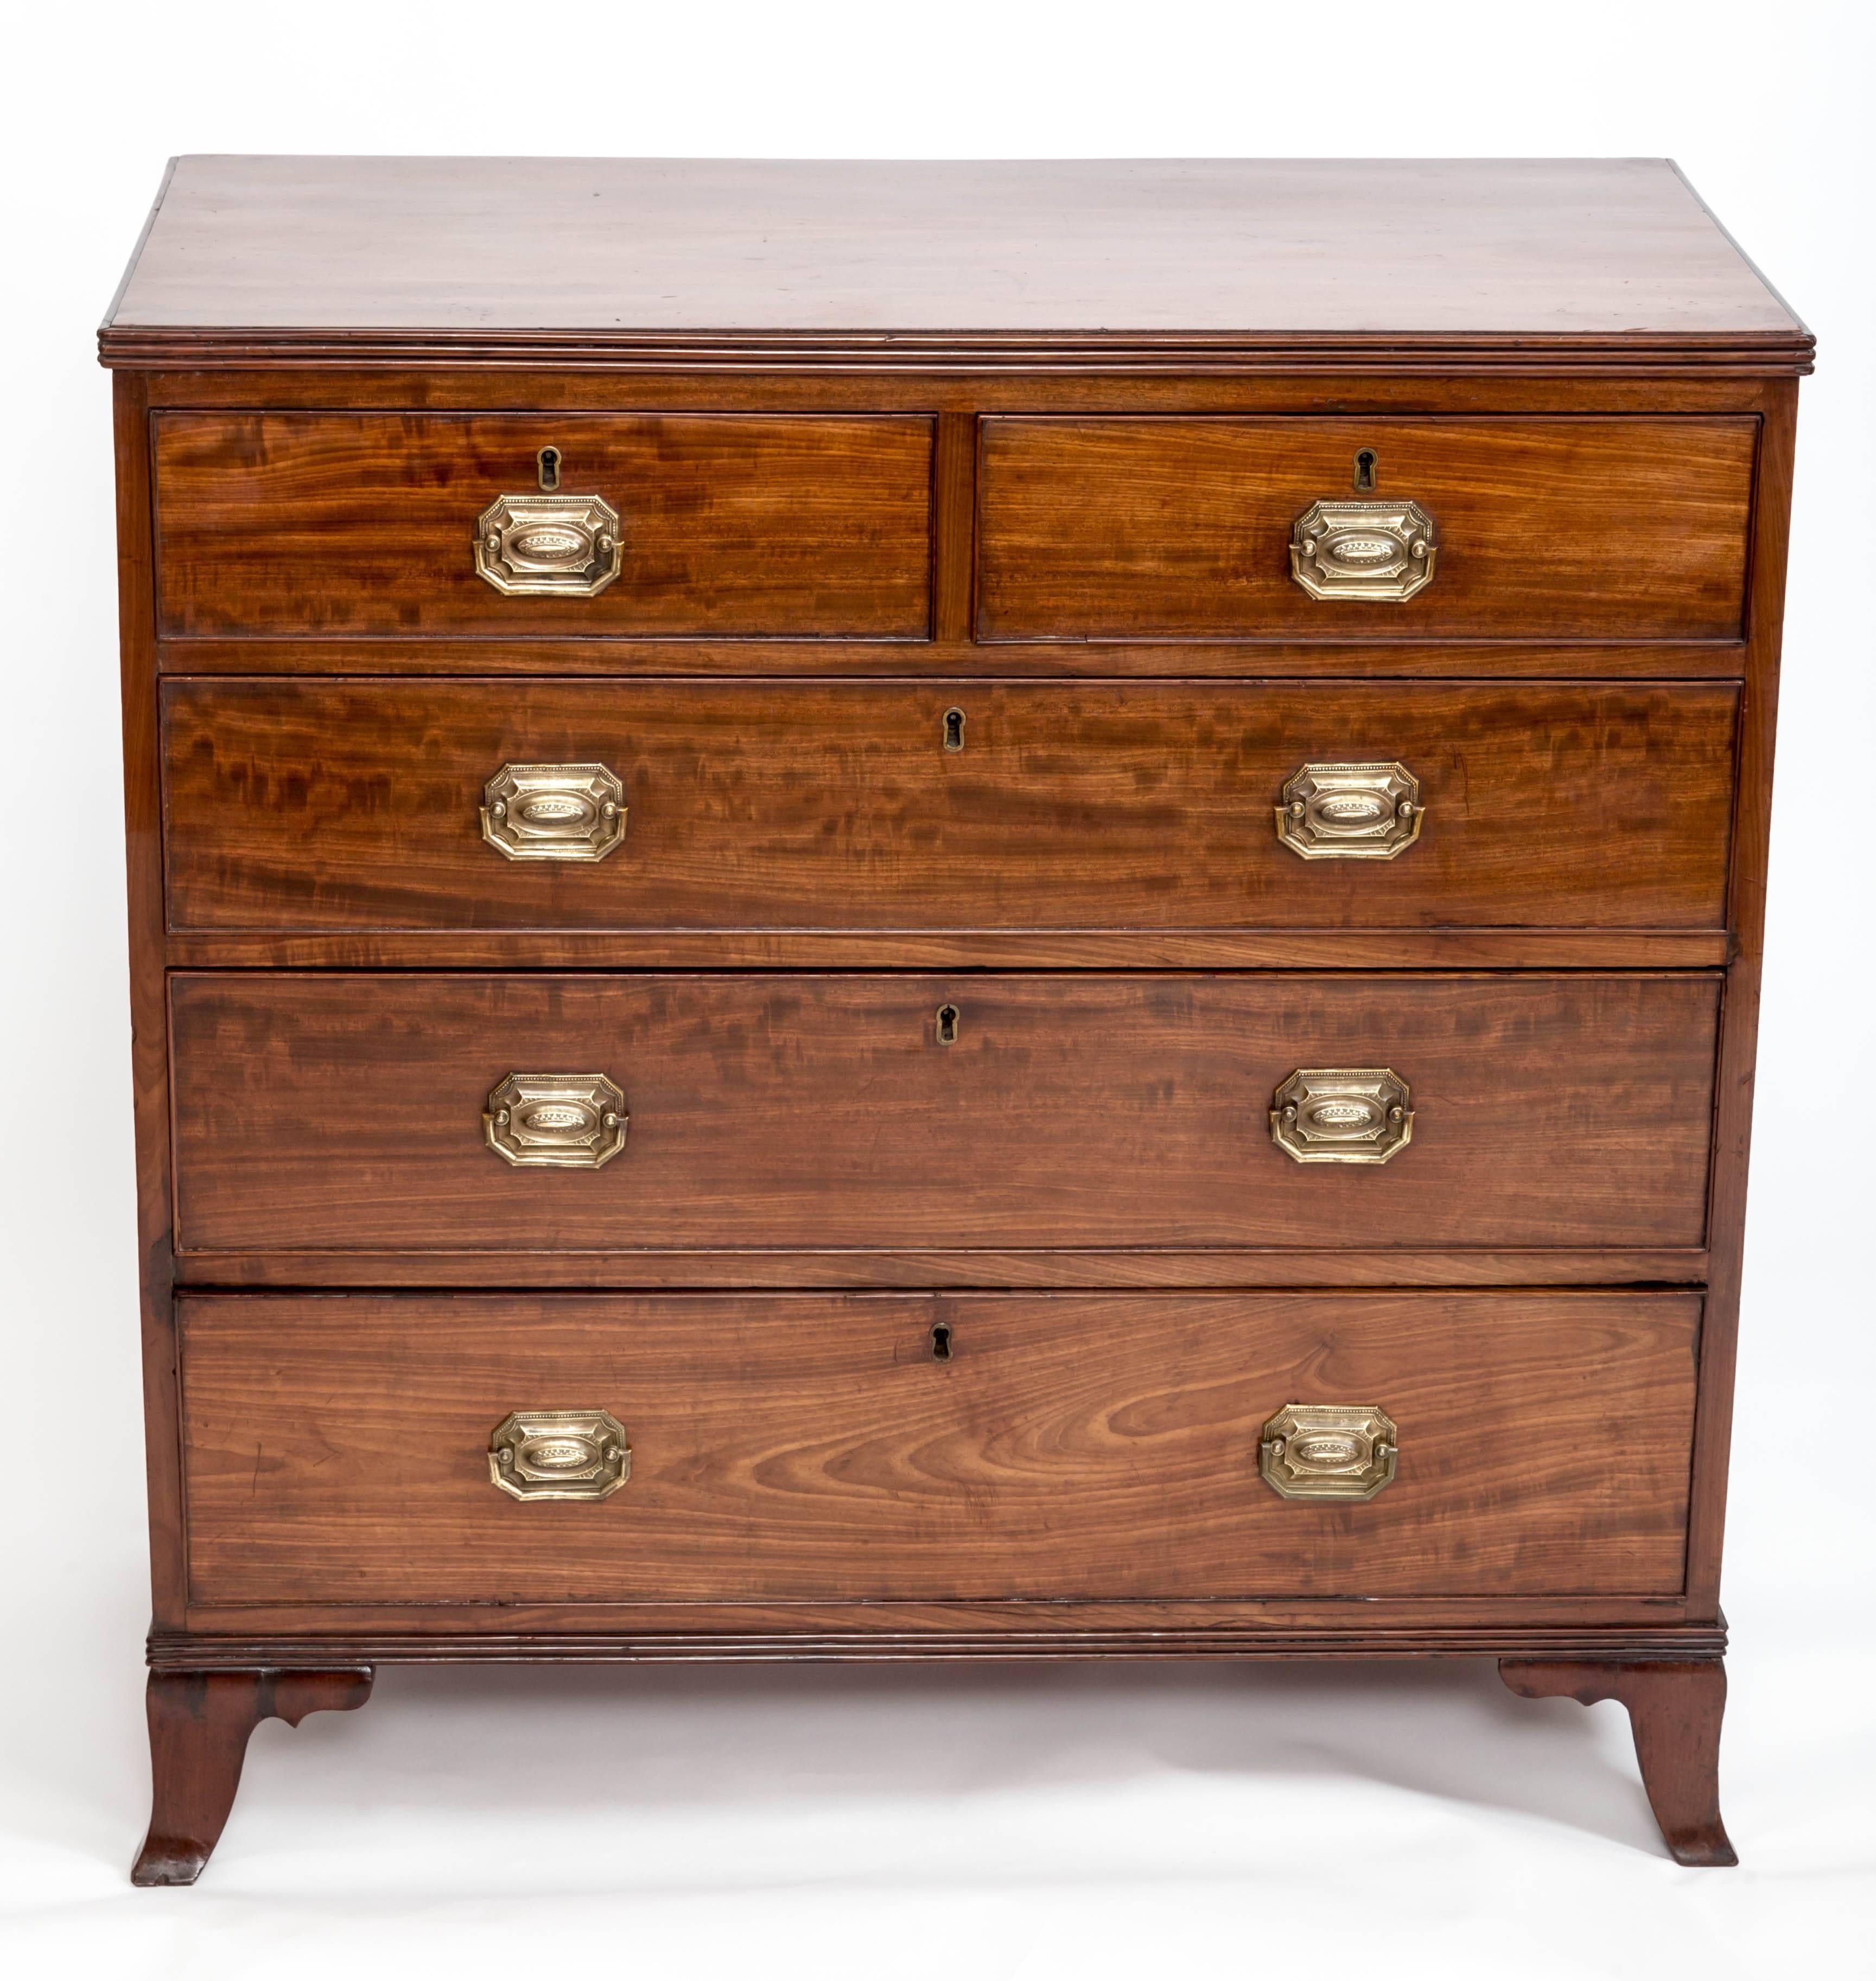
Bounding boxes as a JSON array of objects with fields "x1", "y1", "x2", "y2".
[
  {"x1": 977, "y1": 418, "x2": 1757, "y2": 641},
  {"x1": 132, "y1": 1668, "x2": 373, "y2": 1886},
  {"x1": 1500, "y1": 1659, "x2": 1734, "y2": 1866},
  {"x1": 163, "y1": 1596, "x2": 1719, "y2": 1642},
  {"x1": 157, "y1": 636, "x2": 1753, "y2": 683},
  {"x1": 177, "y1": 1291, "x2": 1700, "y2": 1606},
  {"x1": 113, "y1": 374, "x2": 188, "y2": 1632},
  {"x1": 151, "y1": 413, "x2": 933, "y2": 639},
  {"x1": 160, "y1": 679, "x2": 1738, "y2": 934},
  {"x1": 1685, "y1": 377, "x2": 1799, "y2": 1616},
  {"x1": 160, "y1": 930, "x2": 1734, "y2": 973},
  {"x1": 158, "y1": 1617, "x2": 1728, "y2": 1658},
  {"x1": 97, "y1": 156, "x2": 1810, "y2": 1875},
  {"x1": 134, "y1": 365, "x2": 1804, "y2": 418},
  {"x1": 167, "y1": 972, "x2": 1721, "y2": 1256},
  {"x1": 101, "y1": 158, "x2": 1805, "y2": 356},
  {"x1": 171, "y1": 1246, "x2": 1710, "y2": 1294}
]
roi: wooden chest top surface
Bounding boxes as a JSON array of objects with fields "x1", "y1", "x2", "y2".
[{"x1": 101, "y1": 156, "x2": 1808, "y2": 365}]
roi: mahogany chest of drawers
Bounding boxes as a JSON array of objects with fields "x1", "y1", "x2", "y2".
[{"x1": 100, "y1": 156, "x2": 1810, "y2": 1881}]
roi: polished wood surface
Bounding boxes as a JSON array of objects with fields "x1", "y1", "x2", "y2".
[
  {"x1": 113, "y1": 374, "x2": 187, "y2": 1633},
  {"x1": 132, "y1": 1668, "x2": 373, "y2": 1886},
  {"x1": 162, "y1": 931, "x2": 1733, "y2": 973},
  {"x1": 103, "y1": 158, "x2": 1806, "y2": 360},
  {"x1": 179, "y1": 1292, "x2": 1699, "y2": 1606},
  {"x1": 978, "y1": 418, "x2": 1757, "y2": 641},
  {"x1": 101, "y1": 158, "x2": 1807, "y2": 1874},
  {"x1": 171, "y1": 1245, "x2": 1710, "y2": 1294},
  {"x1": 152, "y1": 413, "x2": 933, "y2": 639},
  {"x1": 1684, "y1": 378, "x2": 1801, "y2": 1619},
  {"x1": 160, "y1": 679, "x2": 1738, "y2": 934},
  {"x1": 1499, "y1": 1659, "x2": 1735, "y2": 1867},
  {"x1": 158, "y1": 636, "x2": 1754, "y2": 683},
  {"x1": 167, "y1": 972, "x2": 1720, "y2": 1256},
  {"x1": 156, "y1": 1621, "x2": 1731, "y2": 1662}
]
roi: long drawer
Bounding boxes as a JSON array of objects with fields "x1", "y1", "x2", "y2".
[
  {"x1": 179, "y1": 1291, "x2": 1700, "y2": 1606},
  {"x1": 151, "y1": 413, "x2": 935, "y2": 638},
  {"x1": 161, "y1": 680, "x2": 1739, "y2": 933},
  {"x1": 168, "y1": 972, "x2": 1719, "y2": 1255},
  {"x1": 977, "y1": 417, "x2": 1757, "y2": 641}
]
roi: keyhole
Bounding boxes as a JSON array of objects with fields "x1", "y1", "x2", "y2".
[
  {"x1": 943, "y1": 706, "x2": 966, "y2": 752},
  {"x1": 1353, "y1": 448, "x2": 1378, "y2": 492},
  {"x1": 930, "y1": 1321, "x2": 953, "y2": 1361},
  {"x1": 537, "y1": 446, "x2": 562, "y2": 492},
  {"x1": 935, "y1": 1003, "x2": 960, "y2": 1044}
]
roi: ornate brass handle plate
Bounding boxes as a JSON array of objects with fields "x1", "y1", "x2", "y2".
[
  {"x1": 475, "y1": 492, "x2": 623, "y2": 597},
  {"x1": 1271, "y1": 1068, "x2": 1413, "y2": 1164},
  {"x1": 489, "y1": 1409, "x2": 630, "y2": 1501},
  {"x1": 484, "y1": 1073, "x2": 627, "y2": 1169},
  {"x1": 481, "y1": 763, "x2": 627, "y2": 862},
  {"x1": 1260, "y1": 1403, "x2": 1397, "y2": 1501},
  {"x1": 1277, "y1": 761, "x2": 1422, "y2": 860},
  {"x1": 1290, "y1": 499, "x2": 1438, "y2": 601}
]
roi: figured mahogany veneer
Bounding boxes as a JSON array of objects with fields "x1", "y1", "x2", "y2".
[
  {"x1": 977, "y1": 417, "x2": 1757, "y2": 642},
  {"x1": 178, "y1": 1292, "x2": 1699, "y2": 1607},
  {"x1": 152, "y1": 413, "x2": 934, "y2": 639},
  {"x1": 167, "y1": 971, "x2": 1720, "y2": 1257},
  {"x1": 105, "y1": 156, "x2": 1807, "y2": 1878},
  {"x1": 160, "y1": 680, "x2": 1739, "y2": 934}
]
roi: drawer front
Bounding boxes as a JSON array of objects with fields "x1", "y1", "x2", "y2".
[
  {"x1": 169, "y1": 972, "x2": 1718, "y2": 1255},
  {"x1": 178, "y1": 1291, "x2": 1699, "y2": 1606},
  {"x1": 977, "y1": 417, "x2": 1757, "y2": 641},
  {"x1": 162, "y1": 680, "x2": 1738, "y2": 933},
  {"x1": 151, "y1": 413, "x2": 934, "y2": 638}
]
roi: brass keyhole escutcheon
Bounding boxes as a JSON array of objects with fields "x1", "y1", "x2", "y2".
[
  {"x1": 537, "y1": 445, "x2": 562, "y2": 491},
  {"x1": 935, "y1": 1003, "x2": 961, "y2": 1044},
  {"x1": 1353, "y1": 447, "x2": 1378, "y2": 492},
  {"x1": 930, "y1": 1321, "x2": 953, "y2": 1361},
  {"x1": 943, "y1": 706, "x2": 966, "y2": 752}
]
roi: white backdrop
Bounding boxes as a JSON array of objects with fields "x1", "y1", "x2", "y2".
[{"x1": 3, "y1": 2, "x2": 1872, "y2": 1972}]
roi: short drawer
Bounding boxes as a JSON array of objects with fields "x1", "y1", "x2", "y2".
[
  {"x1": 151, "y1": 413, "x2": 934, "y2": 638},
  {"x1": 179, "y1": 1290, "x2": 1699, "y2": 1606},
  {"x1": 977, "y1": 417, "x2": 1757, "y2": 641},
  {"x1": 161, "y1": 679, "x2": 1739, "y2": 933},
  {"x1": 169, "y1": 972, "x2": 1718, "y2": 1256}
]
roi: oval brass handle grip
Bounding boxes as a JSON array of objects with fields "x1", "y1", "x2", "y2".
[
  {"x1": 489, "y1": 1409, "x2": 630, "y2": 1501},
  {"x1": 1277, "y1": 761, "x2": 1422, "y2": 860},
  {"x1": 475, "y1": 492, "x2": 623, "y2": 597},
  {"x1": 481, "y1": 763, "x2": 627, "y2": 862},
  {"x1": 485, "y1": 1074, "x2": 627, "y2": 1169},
  {"x1": 1271, "y1": 1068, "x2": 1413, "y2": 1164},
  {"x1": 1290, "y1": 499, "x2": 1438, "y2": 601},
  {"x1": 1261, "y1": 1404, "x2": 1397, "y2": 1501}
]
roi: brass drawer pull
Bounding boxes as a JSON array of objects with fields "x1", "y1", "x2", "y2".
[
  {"x1": 484, "y1": 1073, "x2": 627, "y2": 1169},
  {"x1": 474, "y1": 492, "x2": 623, "y2": 597},
  {"x1": 1271, "y1": 1068, "x2": 1413, "y2": 1164},
  {"x1": 481, "y1": 763, "x2": 627, "y2": 862},
  {"x1": 1277, "y1": 761, "x2": 1422, "y2": 860},
  {"x1": 1290, "y1": 499, "x2": 1438, "y2": 601},
  {"x1": 489, "y1": 1409, "x2": 630, "y2": 1501},
  {"x1": 1260, "y1": 1403, "x2": 1397, "y2": 1501}
]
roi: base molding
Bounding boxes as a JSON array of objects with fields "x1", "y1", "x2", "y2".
[{"x1": 149, "y1": 1623, "x2": 1728, "y2": 1667}]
